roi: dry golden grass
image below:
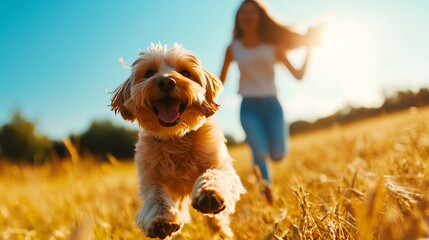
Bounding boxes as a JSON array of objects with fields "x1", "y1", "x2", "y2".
[{"x1": 1, "y1": 107, "x2": 429, "y2": 239}]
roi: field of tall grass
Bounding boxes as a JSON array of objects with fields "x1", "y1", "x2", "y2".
[{"x1": 1, "y1": 107, "x2": 428, "y2": 239}]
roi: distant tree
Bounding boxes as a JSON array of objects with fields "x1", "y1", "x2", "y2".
[
  {"x1": 289, "y1": 120, "x2": 313, "y2": 135},
  {"x1": 416, "y1": 88, "x2": 429, "y2": 106},
  {"x1": 77, "y1": 120, "x2": 137, "y2": 159},
  {"x1": 225, "y1": 133, "x2": 242, "y2": 146},
  {"x1": 0, "y1": 111, "x2": 49, "y2": 163}
]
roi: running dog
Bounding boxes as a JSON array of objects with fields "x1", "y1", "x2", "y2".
[{"x1": 111, "y1": 43, "x2": 245, "y2": 239}]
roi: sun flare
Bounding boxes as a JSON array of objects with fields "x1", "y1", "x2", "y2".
[
  {"x1": 310, "y1": 14, "x2": 383, "y2": 106},
  {"x1": 319, "y1": 15, "x2": 379, "y2": 72}
]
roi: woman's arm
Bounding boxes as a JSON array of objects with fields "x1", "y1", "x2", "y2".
[
  {"x1": 219, "y1": 46, "x2": 233, "y2": 84},
  {"x1": 277, "y1": 44, "x2": 310, "y2": 81}
]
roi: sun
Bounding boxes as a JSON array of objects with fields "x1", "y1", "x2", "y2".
[
  {"x1": 311, "y1": 14, "x2": 383, "y2": 106},
  {"x1": 319, "y1": 15, "x2": 379, "y2": 70}
]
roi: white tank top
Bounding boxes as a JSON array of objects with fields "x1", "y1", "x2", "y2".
[{"x1": 231, "y1": 40, "x2": 277, "y2": 97}]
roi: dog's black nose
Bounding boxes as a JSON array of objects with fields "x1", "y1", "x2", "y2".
[{"x1": 157, "y1": 77, "x2": 176, "y2": 92}]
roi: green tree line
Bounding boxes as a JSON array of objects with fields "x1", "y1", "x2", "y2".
[
  {"x1": 0, "y1": 112, "x2": 137, "y2": 163},
  {"x1": 289, "y1": 88, "x2": 429, "y2": 134}
]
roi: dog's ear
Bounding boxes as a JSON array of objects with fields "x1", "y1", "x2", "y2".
[
  {"x1": 201, "y1": 69, "x2": 223, "y2": 117},
  {"x1": 111, "y1": 78, "x2": 135, "y2": 121}
]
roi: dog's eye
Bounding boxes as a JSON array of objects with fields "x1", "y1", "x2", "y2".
[
  {"x1": 145, "y1": 70, "x2": 156, "y2": 78},
  {"x1": 180, "y1": 70, "x2": 190, "y2": 78}
]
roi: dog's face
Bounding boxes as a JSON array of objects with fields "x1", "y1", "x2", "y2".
[{"x1": 111, "y1": 43, "x2": 223, "y2": 140}]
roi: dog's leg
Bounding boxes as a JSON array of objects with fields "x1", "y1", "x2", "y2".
[
  {"x1": 135, "y1": 185, "x2": 183, "y2": 239},
  {"x1": 192, "y1": 168, "x2": 245, "y2": 214},
  {"x1": 192, "y1": 168, "x2": 245, "y2": 237}
]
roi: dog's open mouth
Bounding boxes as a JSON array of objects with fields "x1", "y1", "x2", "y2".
[{"x1": 152, "y1": 97, "x2": 186, "y2": 127}]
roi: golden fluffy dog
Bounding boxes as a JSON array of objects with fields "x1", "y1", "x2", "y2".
[{"x1": 111, "y1": 43, "x2": 245, "y2": 239}]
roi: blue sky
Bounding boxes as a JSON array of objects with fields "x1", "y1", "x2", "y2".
[{"x1": 1, "y1": 0, "x2": 429, "y2": 140}]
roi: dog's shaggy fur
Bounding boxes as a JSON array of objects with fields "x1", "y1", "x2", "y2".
[{"x1": 111, "y1": 43, "x2": 246, "y2": 239}]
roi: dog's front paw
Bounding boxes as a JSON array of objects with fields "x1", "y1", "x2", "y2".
[
  {"x1": 136, "y1": 208, "x2": 183, "y2": 239},
  {"x1": 147, "y1": 221, "x2": 181, "y2": 239},
  {"x1": 192, "y1": 189, "x2": 226, "y2": 214}
]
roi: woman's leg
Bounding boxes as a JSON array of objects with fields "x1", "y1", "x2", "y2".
[
  {"x1": 240, "y1": 99, "x2": 271, "y2": 182},
  {"x1": 261, "y1": 98, "x2": 287, "y2": 162}
]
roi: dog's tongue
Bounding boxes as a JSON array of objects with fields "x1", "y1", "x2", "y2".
[{"x1": 156, "y1": 98, "x2": 180, "y2": 123}]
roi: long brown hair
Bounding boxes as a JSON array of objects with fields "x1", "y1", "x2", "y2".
[{"x1": 233, "y1": 0, "x2": 306, "y2": 49}]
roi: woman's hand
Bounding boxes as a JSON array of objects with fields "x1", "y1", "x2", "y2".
[
  {"x1": 277, "y1": 44, "x2": 311, "y2": 81},
  {"x1": 306, "y1": 24, "x2": 324, "y2": 48}
]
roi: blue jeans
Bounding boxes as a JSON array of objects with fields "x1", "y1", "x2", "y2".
[{"x1": 240, "y1": 97, "x2": 288, "y2": 182}]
